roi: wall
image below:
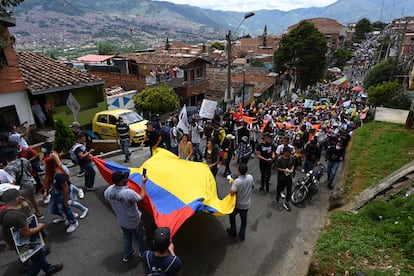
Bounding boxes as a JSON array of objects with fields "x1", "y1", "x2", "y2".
[
  {"x1": 0, "y1": 90, "x2": 35, "y2": 126},
  {"x1": 53, "y1": 86, "x2": 107, "y2": 127},
  {"x1": 374, "y1": 107, "x2": 409, "y2": 124}
]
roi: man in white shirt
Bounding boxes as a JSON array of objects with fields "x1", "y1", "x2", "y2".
[{"x1": 226, "y1": 163, "x2": 254, "y2": 241}]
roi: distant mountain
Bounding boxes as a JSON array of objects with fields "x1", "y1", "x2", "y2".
[{"x1": 10, "y1": 0, "x2": 414, "y2": 51}]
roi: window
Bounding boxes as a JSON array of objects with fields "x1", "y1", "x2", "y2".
[
  {"x1": 196, "y1": 67, "x2": 203, "y2": 78},
  {"x1": 97, "y1": 115, "x2": 107, "y2": 124},
  {"x1": 109, "y1": 115, "x2": 118, "y2": 125}
]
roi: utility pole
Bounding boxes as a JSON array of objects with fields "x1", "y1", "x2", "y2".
[
  {"x1": 226, "y1": 30, "x2": 232, "y2": 110},
  {"x1": 242, "y1": 69, "x2": 246, "y2": 108}
]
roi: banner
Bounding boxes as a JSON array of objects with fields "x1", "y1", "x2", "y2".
[
  {"x1": 199, "y1": 99, "x2": 217, "y2": 119},
  {"x1": 176, "y1": 105, "x2": 189, "y2": 134}
]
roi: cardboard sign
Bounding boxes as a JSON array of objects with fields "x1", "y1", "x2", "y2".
[
  {"x1": 11, "y1": 215, "x2": 45, "y2": 263},
  {"x1": 199, "y1": 99, "x2": 217, "y2": 119}
]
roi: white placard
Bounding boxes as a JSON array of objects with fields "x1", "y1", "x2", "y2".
[
  {"x1": 66, "y1": 92, "x2": 81, "y2": 121},
  {"x1": 199, "y1": 99, "x2": 217, "y2": 119}
]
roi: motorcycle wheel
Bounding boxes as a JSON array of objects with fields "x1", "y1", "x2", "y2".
[{"x1": 291, "y1": 186, "x2": 308, "y2": 204}]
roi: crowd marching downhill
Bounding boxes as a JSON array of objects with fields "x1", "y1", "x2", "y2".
[{"x1": 0, "y1": 36, "x2": 377, "y2": 276}]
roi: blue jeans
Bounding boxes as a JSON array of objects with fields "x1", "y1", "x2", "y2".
[
  {"x1": 27, "y1": 248, "x2": 52, "y2": 276},
  {"x1": 303, "y1": 159, "x2": 315, "y2": 173},
  {"x1": 170, "y1": 145, "x2": 178, "y2": 156},
  {"x1": 192, "y1": 143, "x2": 202, "y2": 161},
  {"x1": 119, "y1": 139, "x2": 131, "y2": 161},
  {"x1": 327, "y1": 161, "x2": 340, "y2": 186},
  {"x1": 121, "y1": 222, "x2": 146, "y2": 257},
  {"x1": 80, "y1": 162, "x2": 95, "y2": 188},
  {"x1": 69, "y1": 186, "x2": 87, "y2": 212},
  {"x1": 229, "y1": 208, "x2": 248, "y2": 239},
  {"x1": 49, "y1": 187, "x2": 77, "y2": 224}
]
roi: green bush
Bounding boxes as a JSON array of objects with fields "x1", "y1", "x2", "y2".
[{"x1": 53, "y1": 118, "x2": 75, "y2": 154}]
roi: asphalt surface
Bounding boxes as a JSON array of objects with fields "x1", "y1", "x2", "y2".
[{"x1": 0, "y1": 143, "x2": 331, "y2": 276}]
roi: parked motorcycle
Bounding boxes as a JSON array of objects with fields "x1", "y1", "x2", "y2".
[{"x1": 291, "y1": 164, "x2": 324, "y2": 204}]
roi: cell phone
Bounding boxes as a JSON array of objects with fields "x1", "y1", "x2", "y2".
[{"x1": 143, "y1": 168, "x2": 147, "y2": 177}]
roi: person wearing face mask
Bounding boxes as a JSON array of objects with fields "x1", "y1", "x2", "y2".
[{"x1": 325, "y1": 138, "x2": 345, "y2": 190}]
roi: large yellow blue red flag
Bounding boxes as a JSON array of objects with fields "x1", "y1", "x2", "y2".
[{"x1": 93, "y1": 148, "x2": 236, "y2": 237}]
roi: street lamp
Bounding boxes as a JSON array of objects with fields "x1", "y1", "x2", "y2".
[{"x1": 226, "y1": 12, "x2": 255, "y2": 110}]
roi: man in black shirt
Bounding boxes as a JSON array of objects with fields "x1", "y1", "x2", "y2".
[
  {"x1": 326, "y1": 139, "x2": 345, "y2": 189},
  {"x1": 74, "y1": 133, "x2": 96, "y2": 191},
  {"x1": 256, "y1": 134, "x2": 276, "y2": 192},
  {"x1": 144, "y1": 123, "x2": 162, "y2": 156},
  {"x1": 115, "y1": 117, "x2": 131, "y2": 163}
]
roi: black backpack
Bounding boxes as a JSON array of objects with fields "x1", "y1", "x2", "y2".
[{"x1": 145, "y1": 251, "x2": 177, "y2": 276}]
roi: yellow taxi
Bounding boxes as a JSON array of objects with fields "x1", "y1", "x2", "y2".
[{"x1": 92, "y1": 109, "x2": 148, "y2": 144}]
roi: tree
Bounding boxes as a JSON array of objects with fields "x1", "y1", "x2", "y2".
[
  {"x1": 165, "y1": 37, "x2": 170, "y2": 51},
  {"x1": 97, "y1": 41, "x2": 117, "y2": 55},
  {"x1": 262, "y1": 25, "x2": 268, "y2": 47},
  {"x1": 134, "y1": 85, "x2": 179, "y2": 115},
  {"x1": 250, "y1": 58, "x2": 264, "y2": 67},
  {"x1": 53, "y1": 118, "x2": 75, "y2": 154},
  {"x1": 332, "y1": 48, "x2": 352, "y2": 68},
  {"x1": 209, "y1": 41, "x2": 224, "y2": 51},
  {"x1": 364, "y1": 58, "x2": 394, "y2": 88},
  {"x1": 274, "y1": 21, "x2": 328, "y2": 90},
  {"x1": 355, "y1": 18, "x2": 372, "y2": 40},
  {"x1": 366, "y1": 81, "x2": 410, "y2": 109},
  {"x1": 372, "y1": 21, "x2": 387, "y2": 31}
]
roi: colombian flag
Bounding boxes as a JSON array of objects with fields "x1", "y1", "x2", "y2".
[{"x1": 93, "y1": 148, "x2": 236, "y2": 237}]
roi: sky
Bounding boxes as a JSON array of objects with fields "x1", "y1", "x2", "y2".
[{"x1": 152, "y1": 0, "x2": 338, "y2": 12}]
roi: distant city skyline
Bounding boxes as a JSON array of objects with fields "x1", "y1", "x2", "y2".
[{"x1": 151, "y1": 0, "x2": 338, "y2": 12}]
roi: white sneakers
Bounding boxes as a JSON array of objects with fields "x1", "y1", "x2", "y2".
[
  {"x1": 43, "y1": 194, "x2": 51, "y2": 204},
  {"x1": 52, "y1": 216, "x2": 66, "y2": 224},
  {"x1": 80, "y1": 208, "x2": 88, "y2": 219},
  {"x1": 78, "y1": 189, "x2": 84, "y2": 199},
  {"x1": 66, "y1": 221, "x2": 79, "y2": 233}
]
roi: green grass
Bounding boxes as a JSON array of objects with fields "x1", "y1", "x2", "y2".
[
  {"x1": 310, "y1": 121, "x2": 414, "y2": 275},
  {"x1": 345, "y1": 122, "x2": 414, "y2": 195}
]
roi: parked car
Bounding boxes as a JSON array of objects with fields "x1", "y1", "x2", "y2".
[{"x1": 92, "y1": 109, "x2": 148, "y2": 144}]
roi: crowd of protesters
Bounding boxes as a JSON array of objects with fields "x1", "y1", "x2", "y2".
[{"x1": 0, "y1": 33, "x2": 377, "y2": 274}]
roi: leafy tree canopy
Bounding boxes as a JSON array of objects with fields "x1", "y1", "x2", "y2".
[
  {"x1": 332, "y1": 48, "x2": 352, "y2": 68},
  {"x1": 355, "y1": 18, "x2": 372, "y2": 40},
  {"x1": 372, "y1": 21, "x2": 387, "y2": 31},
  {"x1": 134, "y1": 85, "x2": 179, "y2": 114},
  {"x1": 364, "y1": 58, "x2": 394, "y2": 88},
  {"x1": 53, "y1": 118, "x2": 75, "y2": 154},
  {"x1": 274, "y1": 21, "x2": 328, "y2": 89},
  {"x1": 367, "y1": 81, "x2": 410, "y2": 109},
  {"x1": 97, "y1": 41, "x2": 117, "y2": 55},
  {"x1": 209, "y1": 41, "x2": 224, "y2": 51}
]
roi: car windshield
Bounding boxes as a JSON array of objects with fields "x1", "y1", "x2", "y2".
[{"x1": 121, "y1": 111, "x2": 144, "y2": 124}]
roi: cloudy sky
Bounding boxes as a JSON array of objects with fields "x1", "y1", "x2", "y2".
[{"x1": 153, "y1": 0, "x2": 338, "y2": 12}]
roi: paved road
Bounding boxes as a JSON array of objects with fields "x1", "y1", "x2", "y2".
[{"x1": 0, "y1": 144, "x2": 330, "y2": 276}]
